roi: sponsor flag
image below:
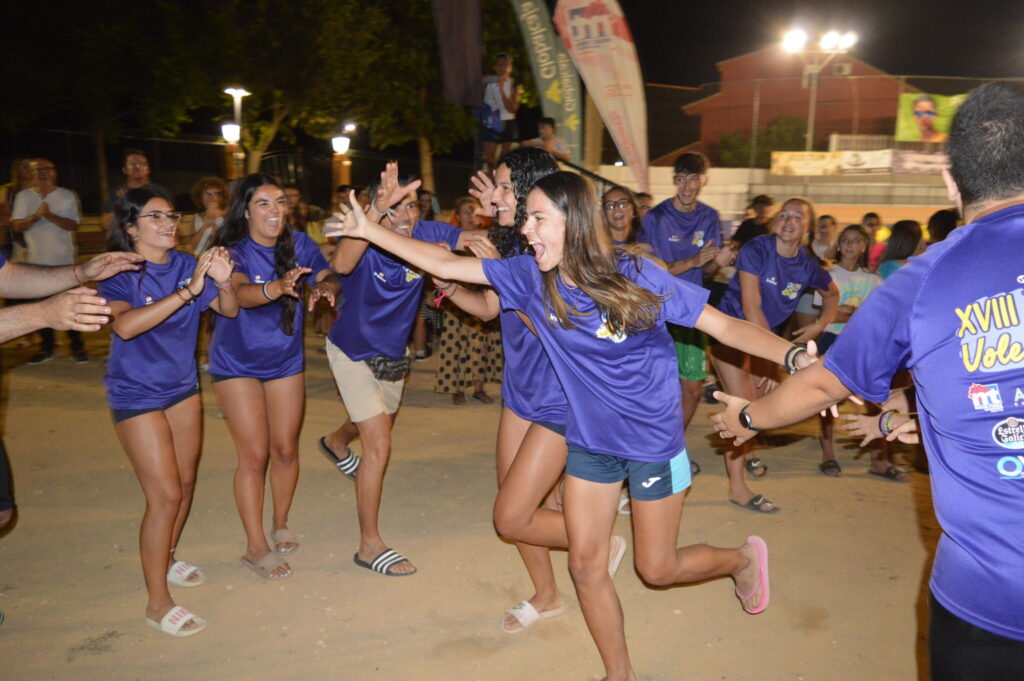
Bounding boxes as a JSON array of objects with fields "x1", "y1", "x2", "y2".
[
  {"x1": 509, "y1": 0, "x2": 582, "y2": 163},
  {"x1": 554, "y1": 0, "x2": 648, "y2": 192}
]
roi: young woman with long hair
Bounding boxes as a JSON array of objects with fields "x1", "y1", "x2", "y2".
[
  {"x1": 600, "y1": 185, "x2": 644, "y2": 245},
  {"x1": 331, "y1": 170, "x2": 817, "y2": 680},
  {"x1": 209, "y1": 174, "x2": 340, "y2": 580},
  {"x1": 877, "y1": 219, "x2": 924, "y2": 279},
  {"x1": 448, "y1": 148, "x2": 617, "y2": 634},
  {"x1": 101, "y1": 188, "x2": 239, "y2": 637},
  {"x1": 711, "y1": 197, "x2": 839, "y2": 512}
]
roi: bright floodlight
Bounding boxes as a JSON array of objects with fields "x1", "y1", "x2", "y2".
[
  {"x1": 839, "y1": 32, "x2": 858, "y2": 50},
  {"x1": 613, "y1": 160, "x2": 625, "y2": 167},
  {"x1": 819, "y1": 31, "x2": 841, "y2": 50},
  {"x1": 343, "y1": 122, "x2": 357, "y2": 133},
  {"x1": 782, "y1": 29, "x2": 807, "y2": 53},
  {"x1": 224, "y1": 88, "x2": 251, "y2": 98},
  {"x1": 221, "y1": 123, "x2": 241, "y2": 143},
  {"x1": 332, "y1": 135, "x2": 351, "y2": 154}
]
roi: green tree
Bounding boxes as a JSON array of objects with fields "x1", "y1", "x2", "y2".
[{"x1": 718, "y1": 115, "x2": 807, "y2": 168}]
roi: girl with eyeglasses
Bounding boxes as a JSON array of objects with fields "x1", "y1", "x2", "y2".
[
  {"x1": 101, "y1": 188, "x2": 239, "y2": 637},
  {"x1": 711, "y1": 197, "x2": 839, "y2": 513},
  {"x1": 209, "y1": 174, "x2": 340, "y2": 581},
  {"x1": 600, "y1": 186, "x2": 645, "y2": 246}
]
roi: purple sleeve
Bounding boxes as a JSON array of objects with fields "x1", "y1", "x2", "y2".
[
  {"x1": 735, "y1": 236, "x2": 768, "y2": 276},
  {"x1": 0, "y1": 252, "x2": 7, "y2": 269},
  {"x1": 295, "y1": 232, "x2": 331, "y2": 280},
  {"x1": 808, "y1": 259, "x2": 833, "y2": 290},
  {"x1": 634, "y1": 258, "x2": 709, "y2": 327},
  {"x1": 823, "y1": 265, "x2": 921, "y2": 402},
  {"x1": 97, "y1": 270, "x2": 132, "y2": 303},
  {"x1": 481, "y1": 255, "x2": 534, "y2": 310},
  {"x1": 707, "y1": 208, "x2": 723, "y2": 247},
  {"x1": 198, "y1": 279, "x2": 219, "y2": 311},
  {"x1": 414, "y1": 220, "x2": 462, "y2": 251}
]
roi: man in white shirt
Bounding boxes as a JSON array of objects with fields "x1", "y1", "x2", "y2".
[
  {"x1": 482, "y1": 53, "x2": 522, "y2": 169},
  {"x1": 11, "y1": 159, "x2": 86, "y2": 363}
]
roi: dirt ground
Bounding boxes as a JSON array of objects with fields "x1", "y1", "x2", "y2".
[{"x1": 0, "y1": 331, "x2": 938, "y2": 681}]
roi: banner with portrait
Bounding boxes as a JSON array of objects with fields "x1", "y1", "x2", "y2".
[
  {"x1": 554, "y1": 0, "x2": 649, "y2": 192},
  {"x1": 894, "y1": 92, "x2": 966, "y2": 143}
]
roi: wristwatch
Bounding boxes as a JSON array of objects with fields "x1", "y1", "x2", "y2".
[{"x1": 738, "y1": 404, "x2": 762, "y2": 432}]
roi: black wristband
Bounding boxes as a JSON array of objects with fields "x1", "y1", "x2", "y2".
[{"x1": 738, "y1": 404, "x2": 762, "y2": 432}]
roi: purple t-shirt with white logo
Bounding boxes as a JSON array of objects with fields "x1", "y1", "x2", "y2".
[
  {"x1": 209, "y1": 231, "x2": 330, "y2": 379},
  {"x1": 718, "y1": 235, "x2": 832, "y2": 331},
  {"x1": 99, "y1": 250, "x2": 217, "y2": 409},
  {"x1": 483, "y1": 255, "x2": 708, "y2": 461},
  {"x1": 329, "y1": 220, "x2": 461, "y2": 361},
  {"x1": 824, "y1": 204, "x2": 1024, "y2": 642},
  {"x1": 639, "y1": 200, "x2": 721, "y2": 288}
]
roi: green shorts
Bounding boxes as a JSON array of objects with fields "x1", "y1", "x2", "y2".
[{"x1": 668, "y1": 324, "x2": 708, "y2": 382}]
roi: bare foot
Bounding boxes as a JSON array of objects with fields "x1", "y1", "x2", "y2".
[
  {"x1": 501, "y1": 594, "x2": 563, "y2": 633},
  {"x1": 733, "y1": 538, "x2": 769, "y2": 613},
  {"x1": 146, "y1": 603, "x2": 203, "y2": 634},
  {"x1": 357, "y1": 544, "x2": 416, "y2": 575}
]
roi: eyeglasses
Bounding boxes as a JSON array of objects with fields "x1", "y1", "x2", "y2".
[
  {"x1": 126, "y1": 161, "x2": 149, "y2": 168},
  {"x1": 913, "y1": 111, "x2": 938, "y2": 118},
  {"x1": 202, "y1": 191, "x2": 224, "y2": 198},
  {"x1": 138, "y1": 211, "x2": 183, "y2": 224},
  {"x1": 31, "y1": 166, "x2": 55, "y2": 173},
  {"x1": 603, "y1": 199, "x2": 631, "y2": 211}
]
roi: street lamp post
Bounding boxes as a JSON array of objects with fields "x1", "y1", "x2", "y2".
[
  {"x1": 783, "y1": 29, "x2": 858, "y2": 151},
  {"x1": 332, "y1": 135, "x2": 352, "y2": 189},
  {"x1": 223, "y1": 88, "x2": 251, "y2": 179}
]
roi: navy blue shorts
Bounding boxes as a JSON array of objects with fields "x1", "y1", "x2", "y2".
[
  {"x1": 110, "y1": 386, "x2": 200, "y2": 424},
  {"x1": 534, "y1": 420, "x2": 567, "y2": 437},
  {"x1": 566, "y1": 446, "x2": 692, "y2": 501}
]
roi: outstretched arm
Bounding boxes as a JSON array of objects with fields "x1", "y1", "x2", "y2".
[
  {"x1": 695, "y1": 304, "x2": 809, "y2": 369},
  {"x1": 329, "y1": 193, "x2": 490, "y2": 286},
  {"x1": 0, "y1": 252, "x2": 142, "y2": 300},
  {"x1": 0, "y1": 287, "x2": 113, "y2": 343},
  {"x1": 711, "y1": 362, "x2": 852, "y2": 445}
]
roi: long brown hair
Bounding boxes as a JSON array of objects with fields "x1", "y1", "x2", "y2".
[{"x1": 533, "y1": 172, "x2": 662, "y2": 335}]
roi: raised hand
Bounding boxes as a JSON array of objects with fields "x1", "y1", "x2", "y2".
[
  {"x1": 79, "y1": 251, "x2": 145, "y2": 282},
  {"x1": 39, "y1": 287, "x2": 112, "y2": 332},
  {"x1": 188, "y1": 250, "x2": 215, "y2": 296},
  {"x1": 278, "y1": 266, "x2": 313, "y2": 298},
  {"x1": 307, "y1": 280, "x2": 336, "y2": 312},
  {"x1": 468, "y1": 171, "x2": 497, "y2": 218},
  {"x1": 462, "y1": 233, "x2": 499, "y2": 259},
  {"x1": 206, "y1": 247, "x2": 235, "y2": 285},
  {"x1": 375, "y1": 161, "x2": 422, "y2": 214},
  {"x1": 325, "y1": 191, "x2": 372, "y2": 240}
]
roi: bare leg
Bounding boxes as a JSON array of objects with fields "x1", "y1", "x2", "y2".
[
  {"x1": 352, "y1": 411, "x2": 415, "y2": 573},
  {"x1": 494, "y1": 410, "x2": 568, "y2": 628},
  {"x1": 263, "y1": 374, "x2": 305, "y2": 549},
  {"x1": 681, "y1": 379, "x2": 703, "y2": 428},
  {"x1": 213, "y1": 378, "x2": 289, "y2": 578},
  {"x1": 710, "y1": 348, "x2": 769, "y2": 508},
  {"x1": 324, "y1": 417, "x2": 360, "y2": 455},
  {"x1": 114, "y1": 401, "x2": 202, "y2": 631},
  {"x1": 563, "y1": 476, "x2": 633, "y2": 681}
]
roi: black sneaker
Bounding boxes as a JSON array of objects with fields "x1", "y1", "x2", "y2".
[
  {"x1": 72, "y1": 352, "x2": 89, "y2": 364},
  {"x1": 27, "y1": 353, "x2": 53, "y2": 365}
]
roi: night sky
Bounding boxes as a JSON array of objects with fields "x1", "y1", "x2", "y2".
[{"x1": 616, "y1": 0, "x2": 1024, "y2": 86}]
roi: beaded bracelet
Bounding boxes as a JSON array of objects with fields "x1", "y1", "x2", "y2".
[{"x1": 878, "y1": 410, "x2": 897, "y2": 437}]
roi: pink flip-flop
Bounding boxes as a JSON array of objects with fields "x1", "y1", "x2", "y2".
[{"x1": 736, "y1": 535, "x2": 770, "y2": 614}]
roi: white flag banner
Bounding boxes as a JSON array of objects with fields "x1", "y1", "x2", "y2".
[{"x1": 554, "y1": 0, "x2": 649, "y2": 192}]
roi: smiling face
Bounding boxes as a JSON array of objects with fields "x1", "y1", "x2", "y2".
[
  {"x1": 602, "y1": 188, "x2": 635, "y2": 239},
  {"x1": 384, "y1": 188, "x2": 419, "y2": 237},
  {"x1": 673, "y1": 172, "x2": 705, "y2": 210},
  {"x1": 492, "y1": 164, "x2": 516, "y2": 227},
  {"x1": 521, "y1": 188, "x2": 566, "y2": 272},
  {"x1": 245, "y1": 184, "x2": 287, "y2": 245},
  {"x1": 774, "y1": 200, "x2": 811, "y2": 245},
  {"x1": 128, "y1": 197, "x2": 178, "y2": 255}
]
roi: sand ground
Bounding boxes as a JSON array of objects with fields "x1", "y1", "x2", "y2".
[{"x1": 0, "y1": 332, "x2": 937, "y2": 681}]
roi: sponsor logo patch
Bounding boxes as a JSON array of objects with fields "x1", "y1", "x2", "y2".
[
  {"x1": 992, "y1": 416, "x2": 1024, "y2": 449},
  {"x1": 968, "y1": 383, "x2": 1004, "y2": 413}
]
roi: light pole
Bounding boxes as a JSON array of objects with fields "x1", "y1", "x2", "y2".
[
  {"x1": 331, "y1": 134, "x2": 352, "y2": 189},
  {"x1": 223, "y1": 88, "x2": 251, "y2": 179},
  {"x1": 783, "y1": 29, "x2": 858, "y2": 151}
]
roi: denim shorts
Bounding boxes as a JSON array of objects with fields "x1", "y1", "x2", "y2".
[{"x1": 566, "y1": 446, "x2": 692, "y2": 501}]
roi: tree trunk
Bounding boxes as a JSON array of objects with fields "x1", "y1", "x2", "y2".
[
  {"x1": 93, "y1": 128, "x2": 109, "y2": 214},
  {"x1": 417, "y1": 134, "x2": 435, "y2": 194},
  {"x1": 246, "y1": 105, "x2": 290, "y2": 174}
]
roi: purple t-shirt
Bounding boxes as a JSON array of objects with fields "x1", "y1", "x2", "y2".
[
  {"x1": 824, "y1": 204, "x2": 1024, "y2": 642},
  {"x1": 209, "y1": 231, "x2": 330, "y2": 379},
  {"x1": 99, "y1": 250, "x2": 218, "y2": 409},
  {"x1": 329, "y1": 220, "x2": 461, "y2": 361},
  {"x1": 639, "y1": 200, "x2": 721, "y2": 287},
  {"x1": 483, "y1": 254, "x2": 708, "y2": 461},
  {"x1": 496, "y1": 241, "x2": 567, "y2": 424},
  {"x1": 718, "y1": 235, "x2": 832, "y2": 331}
]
